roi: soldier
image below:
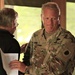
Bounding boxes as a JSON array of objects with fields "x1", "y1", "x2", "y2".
[{"x1": 9, "y1": 2, "x2": 75, "y2": 75}]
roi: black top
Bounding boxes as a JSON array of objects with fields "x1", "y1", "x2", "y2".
[{"x1": 0, "y1": 29, "x2": 20, "y2": 75}]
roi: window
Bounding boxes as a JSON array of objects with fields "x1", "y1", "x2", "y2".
[
  {"x1": 14, "y1": 6, "x2": 41, "y2": 45},
  {"x1": 66, "y1": 2, "x2": 75, "y2": 36}
]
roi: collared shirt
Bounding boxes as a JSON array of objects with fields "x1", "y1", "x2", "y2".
[{"x1": 0, "y1": 29, "x2": 20, "y2": 75}]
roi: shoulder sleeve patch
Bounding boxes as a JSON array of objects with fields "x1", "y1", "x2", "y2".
[{"x1": 56, "y1": 42, "x2": 75, "y2": 62}]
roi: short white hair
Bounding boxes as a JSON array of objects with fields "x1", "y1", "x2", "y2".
[{"x1": 42, "y1": 2, "x2": 60, "y2": 15}]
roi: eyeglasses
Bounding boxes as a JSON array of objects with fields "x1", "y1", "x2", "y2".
[
  {"x1": 15, "y1": 23, "x2": 19, "y2": 27},
  {"x1": 14, "y1": 22, "x2": 19, "y2": 27}
]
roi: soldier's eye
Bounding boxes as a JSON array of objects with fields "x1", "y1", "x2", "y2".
[{"x1": 45, "y1": 17, "x2": 49, "y2": 20}]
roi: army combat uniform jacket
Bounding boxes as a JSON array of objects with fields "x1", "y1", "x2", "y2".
[{"x1": 23, "y1": 27, "x2": 75, "y2": 75}]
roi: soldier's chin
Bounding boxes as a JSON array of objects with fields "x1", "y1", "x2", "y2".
[
  {"x1": 46, "y1": 29, "x2": 54, "y2": 33},
  {"x1": 49, "y1": 27, "x2": 54, "y2": 31},
  {"x1": 50, "y1": 28, "x2": 55, "y2": 32}
]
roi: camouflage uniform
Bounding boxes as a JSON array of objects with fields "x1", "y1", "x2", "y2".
[{"x1": 23, "y1": 27, "x2": 75, "y2": 75}]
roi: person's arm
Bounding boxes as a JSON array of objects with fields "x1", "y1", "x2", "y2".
[
  {"x1": 22, "y1": 42, "x2": 31, "y2": 66},
  {"x1": 20, "y1": 43, "x2": 28, "y2": 53},
  {"x1": 9, "y1": 60, "x2": 27, "y2": 73},
  {"x1": 9, "y1": 42, "x2": 31, "y2": 74},
  {"x1": 9, "y1": 36, "x2": 33, "y2": 73},
  {"x1": 48, "y1": 41, "x2": 75, "y2": 75}
]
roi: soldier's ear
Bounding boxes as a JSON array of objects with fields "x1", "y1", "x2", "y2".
[
  {"x1": 41, "y1": 14, "x2": 44, "y2": 28},
  {"x1": 58, "y1": 15, "x2": 60, "y2": 24},
  {"x1": 41, "y1": 21, "x2": 44, "y2": 28}
]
